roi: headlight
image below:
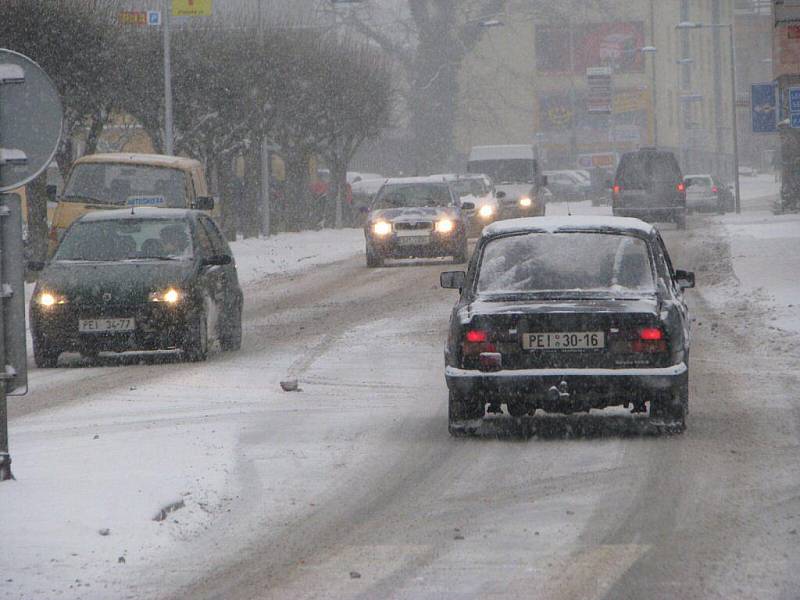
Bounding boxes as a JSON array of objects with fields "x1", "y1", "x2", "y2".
[
  {"x1": 150, "y1": 288, "x2": 182, "y2": 304},
  {"x1": 519, "y1": 197, "x2": 532, "y2": 208},
  {"x1": 435, "y1": 219, "x2": 455, "y2": 233},
  {"x1": 478, "y1": 205, "x2": 494, "y2": 219},
  {"x1": 372, "y1": 221, "x2": 392, "y2": 236},
  {"x1": 37, "y1": 291, "x2": 67, "y2": 307}
]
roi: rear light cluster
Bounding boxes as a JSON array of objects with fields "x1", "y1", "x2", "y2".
[
  {"x1": 463, "y1": 330, "x2": 496, "y2": 354},
  {"x1": 676, "y1": 183, "x2": 686, "y2": 193},
  {"x1": 712, "y1": 186, "x2": 719, "y2": 193},
  {"x1": 609, "y1": 327, "x2": 668, "y2": 354},
  {"x1": 462, "y1": 329, "x2": 503, "y2": 371},
  {"x1": 612, "y1": 184, "x2": 621, "y2": 195}
]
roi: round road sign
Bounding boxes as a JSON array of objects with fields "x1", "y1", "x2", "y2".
[{"x1": 0, "y1": 49, "x2": 63, "y2": 193}]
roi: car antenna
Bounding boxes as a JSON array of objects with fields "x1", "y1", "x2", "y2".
[
  {"x1": 566, "y1": 198, "x2": 572, "y2": 217},
  {"x1": 130, "y1": 204, "x2": 135, "y2": 215}
]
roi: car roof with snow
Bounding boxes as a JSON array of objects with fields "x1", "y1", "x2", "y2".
[
  {"x1": 74, "y1": 153, "x2": 202, "y2": 170},
  {"x1": 684, "y1": 173, "x2": 713, "y2": 179},
  {"x1": 78, "y1": 207, "x2": 199, "y2": 222},
  {"x1": 481, "y1": 216, "x2": 656, "y2": 238},
  {"x1": 431, "y1": 173, "x2": 490, "y2": 182},
  {"x1": 468, "y1": 145, "x2": 535, "y2": 161},
  {"x1": 380, "y1": 176, "x2": 452, "y2": 186}
]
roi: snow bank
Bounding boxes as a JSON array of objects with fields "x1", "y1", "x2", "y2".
[{"x1": 229, "y1": 228, "x2": 364, "y2": 285}]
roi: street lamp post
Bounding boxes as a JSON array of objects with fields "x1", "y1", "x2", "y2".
[
  {"x1": 676, "y1": 21, "x2": 741, "y2": 214},
  {"x1": 640, "y1": 46, "x2": 658, "y2": 146},
  {"x1": 163, "y1": 0, "x2": 174, "y2": 155}
]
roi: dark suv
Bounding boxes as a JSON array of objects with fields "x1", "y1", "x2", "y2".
[{"x1": 612, "y1": 149, "x2": 687, "y2": 229}]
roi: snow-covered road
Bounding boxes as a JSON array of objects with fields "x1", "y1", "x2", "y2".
[{"x1": 3, "y1": 182, "x2": 800, "y2": 599}]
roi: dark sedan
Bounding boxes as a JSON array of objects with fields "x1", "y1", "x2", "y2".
[
  {"x1": 440, "y1": 216, "x2": 695, "y2": 434},
  {"x1": 364, "y1": 178, "x2": 470, "y2": 267},
  {"x1": 29, "y1": 208, "x2": 243, "y2": 367}
]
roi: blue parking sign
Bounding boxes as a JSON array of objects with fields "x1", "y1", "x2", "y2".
[
  {"x1": 790, "y1": 87, "x2": 800, "y2": 113},
  {"x1": 791, "y1": 112, "x2": 800, "y2": 129},
  {"x1": 752, "y1": 83, "x2": 777, "y2": 133},
  {"x1": 147, "y1": 10, "x2": 161, "y2": 26}
]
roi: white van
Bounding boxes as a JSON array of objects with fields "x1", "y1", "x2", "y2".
[{"x1": 467, "y1": 145, "x2": 547, "y2": 218}]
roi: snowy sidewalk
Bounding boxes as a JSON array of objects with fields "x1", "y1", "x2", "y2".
[{"x1": 3, "y1": 227, "x2": 365, "y2": 600}]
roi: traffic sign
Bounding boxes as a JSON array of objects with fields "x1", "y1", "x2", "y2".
[
  {"x1": 791, "y1": 112, "x2": 800, "y2": 128},
  {"x1": 148, "y1": 10, "x2": 162, "y2": 26},
  {"x1": 789, "y1": 86, "x2": 800, "y2": 113},
  {"x1": 0, "y1": 49, "x2": 62, "y2": 193},
  {"x1": 751, "y1": 83, "x2": 777, "y2": 133},
  {"x1": 173, "y1": 0, "x2": 212, "y2": 16}
]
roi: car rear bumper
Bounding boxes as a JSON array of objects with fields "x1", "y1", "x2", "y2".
[
  {"x1": 445, "y1": 363, "x2": 687, "y2": 409},
  {"x1": 686, "y1": 195, "x2": 719, "y2": 210}
]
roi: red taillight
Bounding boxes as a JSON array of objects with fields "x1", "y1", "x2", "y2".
[
  {"x1": 677, "y1": 183, "x2": 685, "y2": 193},
  {"x1": 712, "y1": 186, "x2": 718, "y2": 193},
  {"x1": 463, "y1": 330, "x2": 496, "y2": 357},
  {"x1": 613, "y1": 184, "x2": 621, "y2": 194},
  {"x1": 639, "y1": 328, "x2": 663, "y2": 341},
  {"x1": 466, "y1": 330, "x2": 488, "y2": 343}
]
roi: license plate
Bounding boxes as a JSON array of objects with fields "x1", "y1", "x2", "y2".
[
  {"x1": 522, "y1": 331, "x2": 605, "y2": 350},
  {"x1": 79, "y1": 318, "x2": 136, "y2": 333},
  {"x1": 397, "y1": 236, "x2": 429, "y2": 246}
]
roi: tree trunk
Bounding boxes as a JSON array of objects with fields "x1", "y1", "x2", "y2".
[
  {"x1": 284, "y1": 149, "x2": 312, "y2": 232},
  {"x1": 216, "y1": 155, "x2": 237, "y2": 240},
  {"x1": 26, "y1": 173, "x2": 49, "y2": 264},
  {"x1": 242, "y1": 143, "x2": 262, "y2": 239}
]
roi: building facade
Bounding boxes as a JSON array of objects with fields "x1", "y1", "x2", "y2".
[{"x1": 454, "y1": 0, "x2": 737, "y2": 179}]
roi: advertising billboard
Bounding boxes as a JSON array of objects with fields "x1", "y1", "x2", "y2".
[{"x1": 536, "y1": 21, "x2": 645, "y2": 74}]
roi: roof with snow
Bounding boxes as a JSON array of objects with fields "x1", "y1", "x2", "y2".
[
  {"x1": 74, "y1": 153, "x2": 202, "y2": 170},
  {"x1": 468, "y1": 145, "x2": 535, "y2": 161},
  {"x1": 79, "y1": 208, "x2": 198, "y2": 222},
  {"x1": 481, "y1": 216, "x2": 657, "y2": 238}
]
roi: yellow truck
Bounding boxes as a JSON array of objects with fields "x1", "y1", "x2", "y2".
[{"x1": 49, "y1": 153, "x2": 216, "y2": 254}]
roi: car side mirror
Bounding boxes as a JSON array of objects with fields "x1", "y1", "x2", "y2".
[
  {"x1": 202, "y1": 254, "x2": 232, "y2": 267},
  {"x1": 27, "y1": 261, "x2": 45, "y2": 272},
  {"x1": 605, "y1": 178, "x2": 613, "y2": 188},
  {"x1": 193, "y1": 196, "x2": 215, "y2": 211},
  {"x1": 675, "y1": 269, "x2": 695, "y2": 289},
  {"x1": 461, "y1": 201, "x2": 475, "y2": 211},
  {"x1": 495, "y1": 191, "x2": 506, "y2": 199},
  {"x1": 358, "y1": 205, "x2": 370, "y2": 214},
  {"x1": 440, "y1": 271, "x2": 466, "y2": 290}
]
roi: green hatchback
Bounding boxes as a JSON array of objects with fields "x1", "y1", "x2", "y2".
[{"x1": 29, "y1": 208, "x2": 243, "y2": 367}]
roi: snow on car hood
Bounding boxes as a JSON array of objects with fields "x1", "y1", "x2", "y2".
[{"x1": 370, "y1": 206, "x2": 460, "y2": 222}]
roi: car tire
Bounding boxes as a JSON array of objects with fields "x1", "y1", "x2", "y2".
[
  {"x1": 365, "y1": 245, "x2": 383, "y2": 268},
  {"x1": 506, "y1": 400, "x2": 529, "y2": 418},
  {"x1": 221, "y1": 299, "x2": 243, "y2": 352},
  {"x1": 650, "y1": 379, "x2": 688, "y2": 432},
  {"x1": 184, "y1": 307, "x2": 209, "y2": 362},
  {"x1": 448, "y1": 389, "x2": 484, "y2": 434},
  {"x1": 33, "y1": 337, "x2": 60, "y2": 368},
  {"x1": 675, "y1": 211, "x2": 687, "y2": 230}
]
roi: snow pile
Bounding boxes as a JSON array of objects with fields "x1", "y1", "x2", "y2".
[{"x1": 230, "y1": 228, "x2": 364, "y2": 285}]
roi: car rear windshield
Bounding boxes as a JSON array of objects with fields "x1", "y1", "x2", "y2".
[
  {"x1": 616, "y1": 153, "x2": 681, "y2": 189},
  {"x1": 450, "y1": 178, "x2": 488, "y2": 198},
  {"x1": 476, "y1": 232, "x2": 655, "y2": 296},
  {"x1": 685, "y1": 176, "x2": 712, "y2": 188},
  {"x1": 467, "y1": 159, "x2": 536, "y2": 184},
  {"x1": 54, "y1": 218, "x2": 194, "y2": 262},
  {"x1": 374, "y1": 184, "x2": 453, "y2": 208},
  {"x1": 63, "y1": 163, "x2": 189, "y2": 207}
]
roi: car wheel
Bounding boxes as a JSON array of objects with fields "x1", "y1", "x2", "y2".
[
  {"x1": 675, "y1": 211, "x2": 687, "y2": 230},
  {"x1": 506, "y1": 400, "x2": 530, "y2": 418},
  {"x1": 365, "y1": 245, "x2": 383, "y2": 268},
  {"x1": 184, "y1": 308, "x2": 209, "y2": 362},
  {"x1": 448, "y1": 389, "x2": 484, "y2": 434},
  {"x1": 220, "y1": 299, "x2": 243, "y2": 351},
  {"x1": 650, "y1": 380, "x2": 688, "y2": 432},
  {"x1": 33, "y1": 337, "x2": 60, "y2": 368}
]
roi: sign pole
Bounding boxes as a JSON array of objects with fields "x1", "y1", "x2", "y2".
[
  {"x1": 0, "y1": 194, "x2": 12, "y2": 481},
  {"x1": 163, "y1": 0, "x2": 174, "y2": 155}
]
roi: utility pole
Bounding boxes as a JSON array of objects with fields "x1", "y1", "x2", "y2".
[
  {"x1": 163, "y1": 0, "x2": 174, "y2": 155},
  {"x1": 259, "y1": 0, "x2": 271, "y2": 237}
]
